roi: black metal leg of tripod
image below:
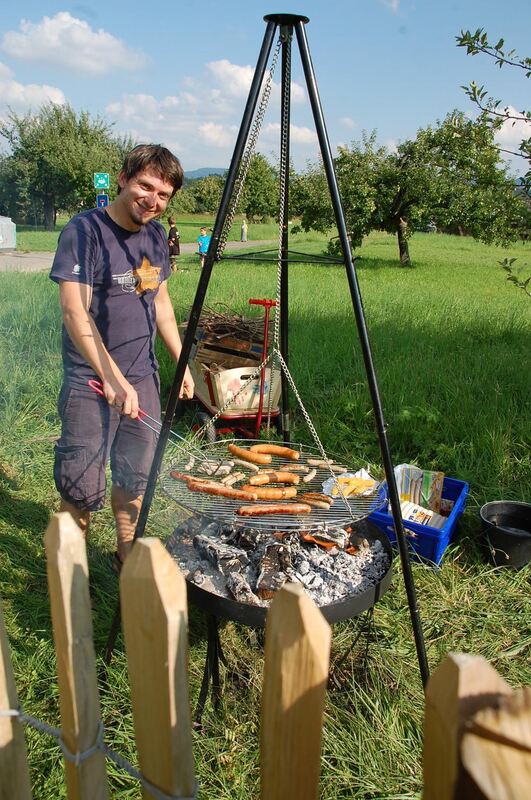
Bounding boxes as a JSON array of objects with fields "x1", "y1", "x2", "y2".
[
  {"x1": 195, "y1": 615, "x2": 224, "y2": 725},
  {"x1": 295, "y1": 18, "x2": 429, "y2": 688}
]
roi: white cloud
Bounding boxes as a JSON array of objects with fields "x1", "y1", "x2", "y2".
[
  {"x1": 199, "y1": 122, "x2": 239, "y2": 147},
  {"x1": 495, "y1": 106, "x2": 529, "y2": 155},
  {"x1": 206, "y1": 58, "x2": 305, "y2": 105},
  {"x1": 103, "y1": 57, "x2": 313, "y2": 168},
  {"x1": 206, "y1": 60, "x2": 254, "y2": 98},
  {"x1": 261, "y1": 122, "x2": 317, "y2": 145},
  {"x1": 0, "y1": 12, "x2": 146, "y2": 76},
  {"x1": 381, "y1": 0, "x2": 400, "y2": 12},
  {"x1": 339, "y1": 116, "x2": 357, "y2": 129},
  {"x1": 0, "y1": 61, "x2": 65, "y2": 115}
]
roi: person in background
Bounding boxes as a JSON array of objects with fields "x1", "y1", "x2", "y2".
[
  {"x1": 50, "y1": 143, "x2": 194, "y2": 572},
  {"x1": 240, "y1": 218, "x2": 248, "y2": 242},
  {"x1": 167, "y1": 216, "x2": 180, "y2": 271},
  {"x1": 197, "y1": 225, "x2": 212, "y2": 268}
]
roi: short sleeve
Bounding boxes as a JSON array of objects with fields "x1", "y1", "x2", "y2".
[{"x1": 50, "y1": 218, "x2": 97, "y2": 286}]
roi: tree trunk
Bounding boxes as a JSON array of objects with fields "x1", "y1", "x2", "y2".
[
  {"x1": 397, "y1": 217, "x2": 411, "y2": 266},
  {"x1": 44, "y1": 196, "x2": 55, "y2": 231}
]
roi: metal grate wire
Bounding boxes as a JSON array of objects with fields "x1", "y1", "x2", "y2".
[{"x1": 160, "y1": 438, "x2": 385, "y2": 533}]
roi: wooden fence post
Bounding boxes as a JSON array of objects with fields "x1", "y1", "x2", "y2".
[
  {"x1": 44, "y1": 512, "x2": 108, "y2": 800},
  {"x1": 422, "y1": 652, "x2": 513, "y2": 800},
  {"x1": 0, "y1": 598, "x2": 32, "y2": 800},
  {"x1": 260, "y1": 583, "x2": 331, "y2": 800},
  {"x1": 461, "y1": 684, "x2": 531, "y2": 799},
  {"x1": 120, "y1": 538, "x2": 195, "y2": 800}
]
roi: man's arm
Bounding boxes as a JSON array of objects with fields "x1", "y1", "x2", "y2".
[
  {"x1": 59, "y1": 280, "x2": 140, "y2": 417},
  {"x1": 154, "y1": 281, "x2": 194, "y2": 399}
]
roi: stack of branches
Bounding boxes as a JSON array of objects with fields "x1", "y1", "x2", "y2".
[{"x1": 181, "y1": 303, "x2": 274, "y2": 346}]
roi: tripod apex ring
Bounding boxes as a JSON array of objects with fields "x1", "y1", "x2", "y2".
[{"x1": 263, "y1": 13, "x2": 310, "y2": 25}]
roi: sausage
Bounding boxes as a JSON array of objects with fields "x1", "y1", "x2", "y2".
[
  {"x1": 241, "y1": 485, "x2": 298, "y2": 500},
  {"x1": 278, "y1": 463, "x2": 310, "y2": 473},
  {"x1": 302, "y1": 468, "x2": 317, "y2": 483},
  {"x1": 298, "y1": 494, "x2": 332, "y2": 510},
  {"x1": 227, "y1": 443, "x2": 272, "y2": 465},
  {"x1": 248, "y1": 471, "x2": 300, "y2": 486},
  {"x1": 232, "y1": 458, "x2": 260, "y2": 472},
  {"x1": 237, "y1": 502, "x2": 312, "y2": 517},
  {"x1": 170, "y1": 471, "x2": 192, "y2": 482},
  {"x1": 249, "y1": 443, "x2": 300, "y2": 460},
  {"x1": 299, "y1": 492, "x2": 333, "y2": 506},
  {"x1": 247, "y1": 473, "x2": 272, "y2": 486},
  {"x1": 187, "y1": 480, "x2": 258, "y2": 501}
]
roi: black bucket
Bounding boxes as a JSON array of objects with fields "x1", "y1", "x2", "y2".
[{"x1": 480, "y1": 501, "x2": 531, "y2": 569}]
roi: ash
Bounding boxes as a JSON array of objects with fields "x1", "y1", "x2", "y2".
[{"x1": 166, "y1": 515, "x2": 390, "y2": 608}]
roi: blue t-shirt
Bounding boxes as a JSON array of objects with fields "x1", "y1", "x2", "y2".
[
  {"x1": 197, "y1": 233, "x2": 211, "y2": 254},
  {"x1": 50, "y1": 208, "x2": 171, "y2": 386}
]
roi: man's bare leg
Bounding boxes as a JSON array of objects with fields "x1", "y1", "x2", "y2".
[
  {"x1": 59, "y1": 498, "x2": 90, "y2": 538},
  {"x1": 111, "y1": 485, "x2": 143, "y2": 563}
]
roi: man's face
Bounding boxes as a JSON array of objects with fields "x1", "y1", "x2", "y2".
[{"x1": 117, "y1": 168, "x2": 174, "y2": 228}]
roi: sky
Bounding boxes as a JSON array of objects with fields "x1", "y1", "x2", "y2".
[{"x1": 0, "y1": 1, "x2": 529, "y2": 175}]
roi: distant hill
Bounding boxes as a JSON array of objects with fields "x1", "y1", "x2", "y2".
[{"x1": 184, "y1": 167, "x2": 227, "y2": 180}]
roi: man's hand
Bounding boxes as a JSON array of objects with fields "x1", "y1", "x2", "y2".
[
  {"x1": 102, "y1": 374, "x2": 139, "y2": 418},
  {"x1": 180, "y1": 366, "x2": 194, "y2": 400}
]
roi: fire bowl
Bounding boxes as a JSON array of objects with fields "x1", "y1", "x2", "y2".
[{"x1": 168, "y1": 518, "x2": 393, "y2": 629}]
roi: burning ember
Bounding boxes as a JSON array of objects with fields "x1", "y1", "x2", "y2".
[{"x1": 166, "y1": 516, "x2": 390, "y2": 608}]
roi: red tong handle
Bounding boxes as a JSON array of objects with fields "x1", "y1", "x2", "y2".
[{"x1": 88, "y1": 379, "x2": 147, "y2": 419}]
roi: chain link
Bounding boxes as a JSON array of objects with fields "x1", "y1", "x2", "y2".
[{"x1": 216, "y1": 37, "x2": 282, "y2": 259}]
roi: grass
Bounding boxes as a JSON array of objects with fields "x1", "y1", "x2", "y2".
[
  {"x1": 14, "y1": 212, "x2": 288, "y2": 252},
  {"x1": 0, "y1": 231, "x2": 530, "y2": 798}
]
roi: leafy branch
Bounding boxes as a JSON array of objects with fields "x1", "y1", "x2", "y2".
[
  {"x1": 456, "y1": 28, "x2": 531, "y2": 75},
  {"x1": 499, "y1": 258, "x2": 531, "y2": 297}
]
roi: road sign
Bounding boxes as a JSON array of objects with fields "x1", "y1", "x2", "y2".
[
  {"x1": 94, "y1": 172, "x2": 110, "y2": 189},
  {"x1": 96, "y1": 193, "x2": 109, "y2": 208}
]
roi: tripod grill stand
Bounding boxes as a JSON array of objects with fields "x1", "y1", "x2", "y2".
[{"x1": 106, "y1": 12, "x2": 430, "y2": 688}]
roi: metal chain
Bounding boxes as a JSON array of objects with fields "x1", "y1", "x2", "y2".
[
  {"x1": 269, "y1": 348, "x2": 355, "y2": 515},
  {"x1": 266, "y1": 31, "x2": 292, "y2": 433},
  {"x1": 0, "y1": 708, "x2": 198, "y2": 800},
  {"x1": 216, "y1": 36, "x2": 282, "y2": 259},
  {"x1": 272, "y1": 31, "x2": 291, "y2": 353}
]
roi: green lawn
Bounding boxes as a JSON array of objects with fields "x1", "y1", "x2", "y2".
[
  {"x1": 14, "y1": 212, "x2": 286, "y2": 251},
  {"x1": 0, "y1": 231, "x2": 529, "y2": 798}
]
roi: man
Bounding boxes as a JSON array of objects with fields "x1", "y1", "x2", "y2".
[
  {"x1": 196, "y1": 225, "x2": 211, "y2": 268},
  {"x1": 50, "y1": 144, "x2": 194, "y2": 569}
]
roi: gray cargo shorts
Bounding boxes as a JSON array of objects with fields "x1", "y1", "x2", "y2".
[{"x1": 54, "y1": 373, "x2": 160, "y2": 511}]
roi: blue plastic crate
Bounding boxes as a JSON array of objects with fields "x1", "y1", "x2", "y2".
[{"x1": 368, "y1": 477, "x2": 469, "y2": 566}]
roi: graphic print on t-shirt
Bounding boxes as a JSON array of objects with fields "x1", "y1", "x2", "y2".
[
  {"x1": 112, "y1": 256, "x2": 162, "y2": 294},
  {"x1": 133, "y1": 256, "x2": 162, "y2": 294}
]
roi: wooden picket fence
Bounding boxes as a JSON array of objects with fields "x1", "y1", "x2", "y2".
[{"x1": 0, "y1": 511, "x2": 529, "y2": 799}]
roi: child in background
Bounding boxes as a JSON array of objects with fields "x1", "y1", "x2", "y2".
[
  {"x1": 167, "y1": 216, "x2": 180, "y2": 271},
  {"x1": 197, "y1": 226, "x2": 211, "y2": 268}
]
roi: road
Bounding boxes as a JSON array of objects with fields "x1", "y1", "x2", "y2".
[{"x1": 0, "y1": 240, "x2": 275, "y2": 273}]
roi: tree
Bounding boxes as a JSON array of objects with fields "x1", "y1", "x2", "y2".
[
  {"x1": 456, "y1": 28, "x2": 530, "y2": 293},
  {"x1": 0, "y1": 103, "x2": 132, "y2": 229},
  {"x1": 295, "y1": 113, "x2": 528, "y2": 265},
  {"x1": 241, "y1": 154, "x2": 278, "y2": 221},
  {"x1": 189, "y1": 173, "x2": 225, "y2": 213}
]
